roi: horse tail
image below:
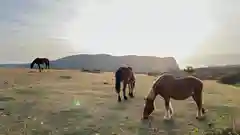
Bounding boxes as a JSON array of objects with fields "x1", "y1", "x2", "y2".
[
  {"x1": 193, "y1": 78, "x2": 206, "y2": 112},
  {"x1": 115, "y1": 69, "x2": 122, "y2": 93},
  {"x1": 198, "y1": 81, "x2": 206, "y2": 113}
]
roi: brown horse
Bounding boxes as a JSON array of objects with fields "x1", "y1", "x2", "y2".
[
  {"x1": 142, "y1": 73, "x2": 206, "y2": 120},
  {"x1": 115, "y1": 66, "x2": 136, "y2": 102},
  {"x1": 30, "y1": 58, "x2": 50, "y2": 72}
]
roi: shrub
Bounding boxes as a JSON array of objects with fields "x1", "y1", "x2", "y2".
[
  {"x1": 184, "y1": 66, "x2": 195, "y2": 74},
  {"x1": 147, "y1": 72, "x2": 161, "y2": 77},
  {"x1": 81, "y1": 68, "x2": 101, "y2": 74},
  {"x1": 218, "y1": 72, "x2": 240, "y2": 85}
]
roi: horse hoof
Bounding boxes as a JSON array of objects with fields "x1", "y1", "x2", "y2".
[
  {"x1": 196, "y1": 115, "x2": 201, "y2": 119},
  {"x1": 164, "y1": 116, "x2": 171, "y2": 120},
  {"x1": 118, "y1": 98, "x2": 121, "y2": 102},
  {"x1": 142, "y1": 117, "x2": 149, "y2": 120},
  {"x1": 124, "y1": 96, "x2": 128, "y2": 100},
  {"x1": 129, "y1": 93, "x2": 134, "y2": 98},
  {"x1": 196, "y1": 116, "x2": 205, "y2": 120},
  {"x1": 202, "y1": 108, "x2": 207, "y2": 114}
]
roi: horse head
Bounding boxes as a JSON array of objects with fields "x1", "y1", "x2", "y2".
[
  {"x1": 30, "y1": 58, "x2": 39, "y2": 69},
  {"x1": 142, "y1": 97, "x2": 155, "y2": 119},
  {"x1": 30, "y1": 61, "x2": 35, "y2": 69}
]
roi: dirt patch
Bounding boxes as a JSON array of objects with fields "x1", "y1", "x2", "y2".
[{"x1": 59, "y1": 76, "x2": 72, "y2": 79}]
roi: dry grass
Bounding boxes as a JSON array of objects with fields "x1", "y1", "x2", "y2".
[{"x1": 0, "y1": 68, "x2": 239, "y2": 135}]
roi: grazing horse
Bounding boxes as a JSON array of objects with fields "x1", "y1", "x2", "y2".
[
  {"x1": 115, "y1": 66, "x2": 136, "y2": 102},
  {"x1": 30, "y1": 58, "x2": 50, "y2": 72},
  {"x1": 142, "y1": 73, "x2": 206, "y2": 120}
]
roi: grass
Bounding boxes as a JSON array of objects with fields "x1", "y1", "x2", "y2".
[
  {"x1": 0, "y1": 68, "x2": 240, "y2": 134},
  {"x1": 233, "y1": 83, "x2": 240, "y2": 87}
]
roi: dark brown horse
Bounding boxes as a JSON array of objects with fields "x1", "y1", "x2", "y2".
[
  {"x1": 30, "y1": 58, "x2": 50, "y2": 72},
  {"x1": 142, "y1": 73, "x2": 206, "y2": 120},
  {"x1": 115, "y1": 66, "x2": 136, "y2": 102}
]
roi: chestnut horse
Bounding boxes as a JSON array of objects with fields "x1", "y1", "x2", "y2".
[
  {"x1": 30, "y1": 58, "x2": 50, "y2": 72},
  {"x1": 115, "y1": 66, "x2": 136, "y2": 102},
  {"x1": 142, "y1": 73, "x2": 206, "y2": 120}
]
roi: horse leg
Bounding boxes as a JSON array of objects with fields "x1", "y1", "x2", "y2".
[
  {"x1": 163, "y1": 97, "x2": 172, "y2": 120},
  {"x1": 118, "y1": 92, "x2": 121, "y2": 102},
  {"x1": 169, "y1": 101, "x2": 174, "y2": 116},
  {"x1": 192, "y1": 92, "x2": 205, "y2": 119},
  {"x1": 40, "y1": 64, "x2": 43, "y2": 71},
  {"x1": 123, "y1": 81, "x2": 128, "y2": 100},
  {"x1": 128, "y1": 84, "x2": 130, "y2": 96},
  {"x1": 115, "y1": 73, "x2": 122, "y2": 102},
  {"x1": 38, "y1": 64, "x2": 41, "y2": 72},
  {"x1": 46, "y1": 62, "x2": 49, "y2": 69},
  {"x1": 117, "y1": 82, "x2": 121, "y2": 102},
  {"x1": 128, "y1": 82, "x2": 134, "y2": 98},
  {"x1": 128, "y1": 83, "x2": 132, "y2": 98}
]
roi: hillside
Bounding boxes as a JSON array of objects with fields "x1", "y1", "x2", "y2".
[{"x1": 0, "y1": 54, "x2": 180, "y2": 72}]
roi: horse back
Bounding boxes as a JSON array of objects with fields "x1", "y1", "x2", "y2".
[
  {"x1": 154, "y1": 74, "x2": 203, "y2": 100},
  {"x1": 116, "y1": 66, "x2": 134, "y2": 82}
]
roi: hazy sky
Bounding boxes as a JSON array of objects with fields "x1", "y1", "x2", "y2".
[{"x1": 0, "y1": 0, "x2": 239, "y2": 64}]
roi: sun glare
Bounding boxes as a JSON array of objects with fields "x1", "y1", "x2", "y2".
[{"x1": 65, "y1": 0, "x2": 218, "y2": 61}]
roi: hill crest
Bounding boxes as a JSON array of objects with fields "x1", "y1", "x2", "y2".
[{"x1": 0, "y1": 54, "x2": 180, "y2": 72}]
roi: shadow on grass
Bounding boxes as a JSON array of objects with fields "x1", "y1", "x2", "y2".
[
  {"x1": 108, "y1": 99, "x2": 134, "y2": 111},
  {"x1": 28, "y1": 71, "x2": 37, "y2": 73},
  {"x1": 139, "y1": 115, "x2": 181, "y2": 135},
  {"x1": 0, "y1": 95, "x2": 15, "y2": 101},
  {"x1": 14, "y1": 88, "x2": 44, "y2": 96}
]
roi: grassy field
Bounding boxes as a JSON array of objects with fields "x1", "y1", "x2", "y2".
[{"x1": 0, "y1": 68, "x2": 240, "y2": 135}]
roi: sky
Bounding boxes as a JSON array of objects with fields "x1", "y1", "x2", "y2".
[{"x1": 0, "y1": 0, "x2": 239, "y2": 65}]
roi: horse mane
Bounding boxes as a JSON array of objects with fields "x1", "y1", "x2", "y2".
[
  {"x1": 42, "y1": 58, "x2": 49, "y2": 61},
  {"x1": 31, "y1": 58, "x2": 38, "y2": 64},
  {"x1": 152, "y1": 73, "x2": 173, "y2": 88},
  {"x1": 146, "y1": 73, "x2": 175, "y2": 100}
]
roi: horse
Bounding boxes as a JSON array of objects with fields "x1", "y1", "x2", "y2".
[
  {"x1": 142, "y1": 73, "x2": 206, "y2": 120},
  {"x1": 30, "y1": 58, "x2": 50, "y2": 72},
  {"x1": 115, "y1": 66, "x2": 136, "y2": 102}
]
